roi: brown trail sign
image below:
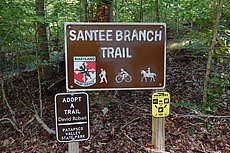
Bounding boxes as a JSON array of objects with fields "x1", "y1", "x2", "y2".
[{"x1": 65, "y1": 23, "x2": 166, "y2": 91}]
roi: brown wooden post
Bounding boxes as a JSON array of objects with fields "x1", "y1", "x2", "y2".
[
  {"x1": 67, "y1": 90, "x2": 79, "y2": 153},
  {"x1": 152, "y1": 89, "x2": 165, "y2": 153},
  {"x1": 68, "y1": 142, "x2": 79, "y2": 153},
  {"x1": 152, "y1": 117, "x2": 165, "y2": 153}
]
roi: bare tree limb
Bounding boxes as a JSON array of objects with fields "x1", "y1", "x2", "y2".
[
  {"x1": 34, "y1": 113, "x2": 55, "y2": 134},
  {"x1": 120, "y1": 117, "x2": 141, "y2": 129},
  {"x1": 0, "y1": 118, "x2": 24, "y2": 136},
  {"x1": 121, "y1": 129, "x2": 169, "y2": 153},
  {"x1": 21, "y1": 117, "x2": 35, "y2": 132},
  {"x1": 120, "y1": 116, "x2": 169, "y2": 153},
  {"x1": 18, "y1": 99, "x2": 35, "y2": 112},
  {"x1": 37, "y1": 68, "x2": 43, "y2": 118},
  {"x1": 1, "y1": 79, "x2": 17, "y2": 124},
  {"x1": 47, "y1": 77, "x2": 65, "y2": 91},
  {"x1": 124, "y1": 102, "x2": 149, "y2": 113},
  {"x1": 20, "y1": 76, "x2": 38, "y2": 111},
  {"x1": 143, "y1": 112, "x2": 230, "y2": 120},
  {"x1": 175, "y1": 114, "x2": 230, "y2": 119}
]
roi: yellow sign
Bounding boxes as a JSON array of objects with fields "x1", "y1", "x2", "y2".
[{"x1": 152, "y1": 92, "x2": 170, "y2": 117}]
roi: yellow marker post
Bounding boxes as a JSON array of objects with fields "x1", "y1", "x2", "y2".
[
  {"x1": 152, "y1": 92, "x2": 170, "y2": 117},
  {"x1": 151, "y1": 91, "x2": 170, "y2": 153}
]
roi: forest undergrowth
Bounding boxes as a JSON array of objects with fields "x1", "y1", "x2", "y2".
[{"x1": 0, "y1": 48, "x2": 229, "y2": 153}]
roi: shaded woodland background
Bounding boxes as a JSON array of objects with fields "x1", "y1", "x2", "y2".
[{"x1": 0, "y1": 0, "x2": 229, "y2": 152}]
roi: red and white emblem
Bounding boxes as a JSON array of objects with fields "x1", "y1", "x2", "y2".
[{"x1": 73, "y1": 56, "x2": 96, "y2": 87}]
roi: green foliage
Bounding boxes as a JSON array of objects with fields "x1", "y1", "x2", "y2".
[
  {"x1": 1, "y1": 0, "x2": 228, "y2": 63},
  {"x1": 173, "y1": 99, "x2": 219, "y2": 113},
  {"x1": 115, "y1": 0, "x2": 156, "y2": 22},
  {"x1": 204, "y1": 118, "x2": 213, "y2": 130},
  {"x1": 208, "y1": 67, "x2": 230, "y2": 106},
  {"x1": 173, "y1": 100, "x2": 215, "y2": 130},
  {"x1": 172, "y1": 100, "x2": 206, "y2": 112},
  {"x1": 184, "y1": 39, "x2": 208, "y2": 52},
  {"x1": 49, "y1": 52, "x2": 64, "y2": 63},
  {"x1": 17, "y1": 55, "x2": 36, "y2": 65},
  {"x1": 169, "y1": 37, "x2": 209, "y2": 54},
  {"x1": 26, "y1": 54, "x2": 64, "y2": 70},
  {"x1": 0, "y1": 0, "x2": 229, "y2": 103},
  {"x1": 0, "y1": 0, "x2": 82, "y2": 73},
  {"x1": 187, "y1": 125, "x2": 195, "y2": 136},
  {"x1": 206, "y1": 23, "x2": 230, "y2": 106}
]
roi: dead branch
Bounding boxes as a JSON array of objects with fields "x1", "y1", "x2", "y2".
[
  {"x1": 172, "y1": 103, "x2": 230, "y2": 119},
  {"x1": 20, "y1": 76, "x2": 38, "y2": 111},
  {"x1": 176, "y1": 114, "x2": 230, "y2": 119},
  {"x1": 34, "y1": 113, "x2": 55, "y2": 134},
  {"x1": 18, "y1": 99, "x2": 35, "y2": 112},
  {"x1": 131, "y1": 108, "x2": 230, "y2": 120},
  {"x1": 120, "y1": 116, "x2": 169, "y2": 153},
  {"x1": 120, "y1": 117, "x2": 141, "y2": 130},
  {"x1": 21, "y1": 117, "x2": 35, "y2": 132},
  {"x1": 37, "y1": 68, "x2": 43, "y2": 118},
  {"x1": 121, "y1": 129, "x2": 169, "y2": 153},
  {"x1": 1, "y1": 79, "x2": 17, "y2": 124},
  {"x1": 0, "y1": 118, "x2": 24, "y2": 136},
  {"x1": 124, "y1": 102, "x2": 149, "y2": 113},
  {"x1": 47, "y1": 77, "x2": 65, "y2": 91}
]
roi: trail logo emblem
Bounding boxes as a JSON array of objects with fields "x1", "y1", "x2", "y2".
[{"x1": 73, "y1": 56, "x2": 96, "y2": 87}]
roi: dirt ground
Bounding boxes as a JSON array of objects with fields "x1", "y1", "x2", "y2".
[{"x1": 0, "y1": 50, "x2": 229, "y2": 152}]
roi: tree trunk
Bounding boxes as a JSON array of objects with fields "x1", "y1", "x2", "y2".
[
  {"x1": 155, "y1": 0, "x2": 160, "y2": 22},
  {"x1": 35, "y1": 0, "x2": 52, "y2": 80},
  {"x1": 139, "y1": 0, "x2": 143, "y2": 22},
  {"x1": 36, "y1": 0, "x2": 49, "y2": 61},
  {"x1": 203, "y1": 0, "x2": 224, "y2": 104},
  {"x1": 96, "y1": 0, "x2": 113, "y2": 22},
  {"x1": 81, "y1": 0, "x2": 88, "y2": 22},
  {"x1": 0, "y1": 50, "x2": 4, "y2": 78},
  {"x1": 108, "y1": 1, "x2": 114, "y2": 22}
]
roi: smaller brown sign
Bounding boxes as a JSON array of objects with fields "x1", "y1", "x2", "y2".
[{"x1": 55, "y1": 92, "x2": 90, "y2": 142}]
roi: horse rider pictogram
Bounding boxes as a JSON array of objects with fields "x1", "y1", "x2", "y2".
[{"x1": 141, "y1": 68, "x2": 156, "y2": 82}]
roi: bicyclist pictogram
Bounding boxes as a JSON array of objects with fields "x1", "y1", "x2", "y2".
[{"x1": 115, "y1": 68, "x2": 132, "y2": 83}]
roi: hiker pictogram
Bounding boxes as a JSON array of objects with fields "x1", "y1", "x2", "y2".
[{"x1": 99, "y1": 68, "x2": 108, "y2": 84}]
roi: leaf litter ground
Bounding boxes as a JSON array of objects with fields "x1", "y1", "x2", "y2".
[{"x1": 0, "y1": 50, "x2": 229, "y2": 153}]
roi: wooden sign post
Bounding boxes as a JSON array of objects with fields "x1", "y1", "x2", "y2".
[
  {"x1": 152, "y1": 117, "x2": 165, "y2": 153},
  {"x1": 66, "y1": 91, "x2": 80, "y2": 153},
  {"x1": 65, "y1": 91, "x2": 81, "y2": 153},
  {"x1": 68, "y1": 142, "x2": 79, "y2": 153},
  {"x1": 152, "y1": 91, "x2": 170, "y2": 152}
]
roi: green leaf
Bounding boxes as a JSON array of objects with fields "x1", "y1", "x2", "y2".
[{"x1": 219, "y1": 57, "x2": 224, "y2": 63}]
